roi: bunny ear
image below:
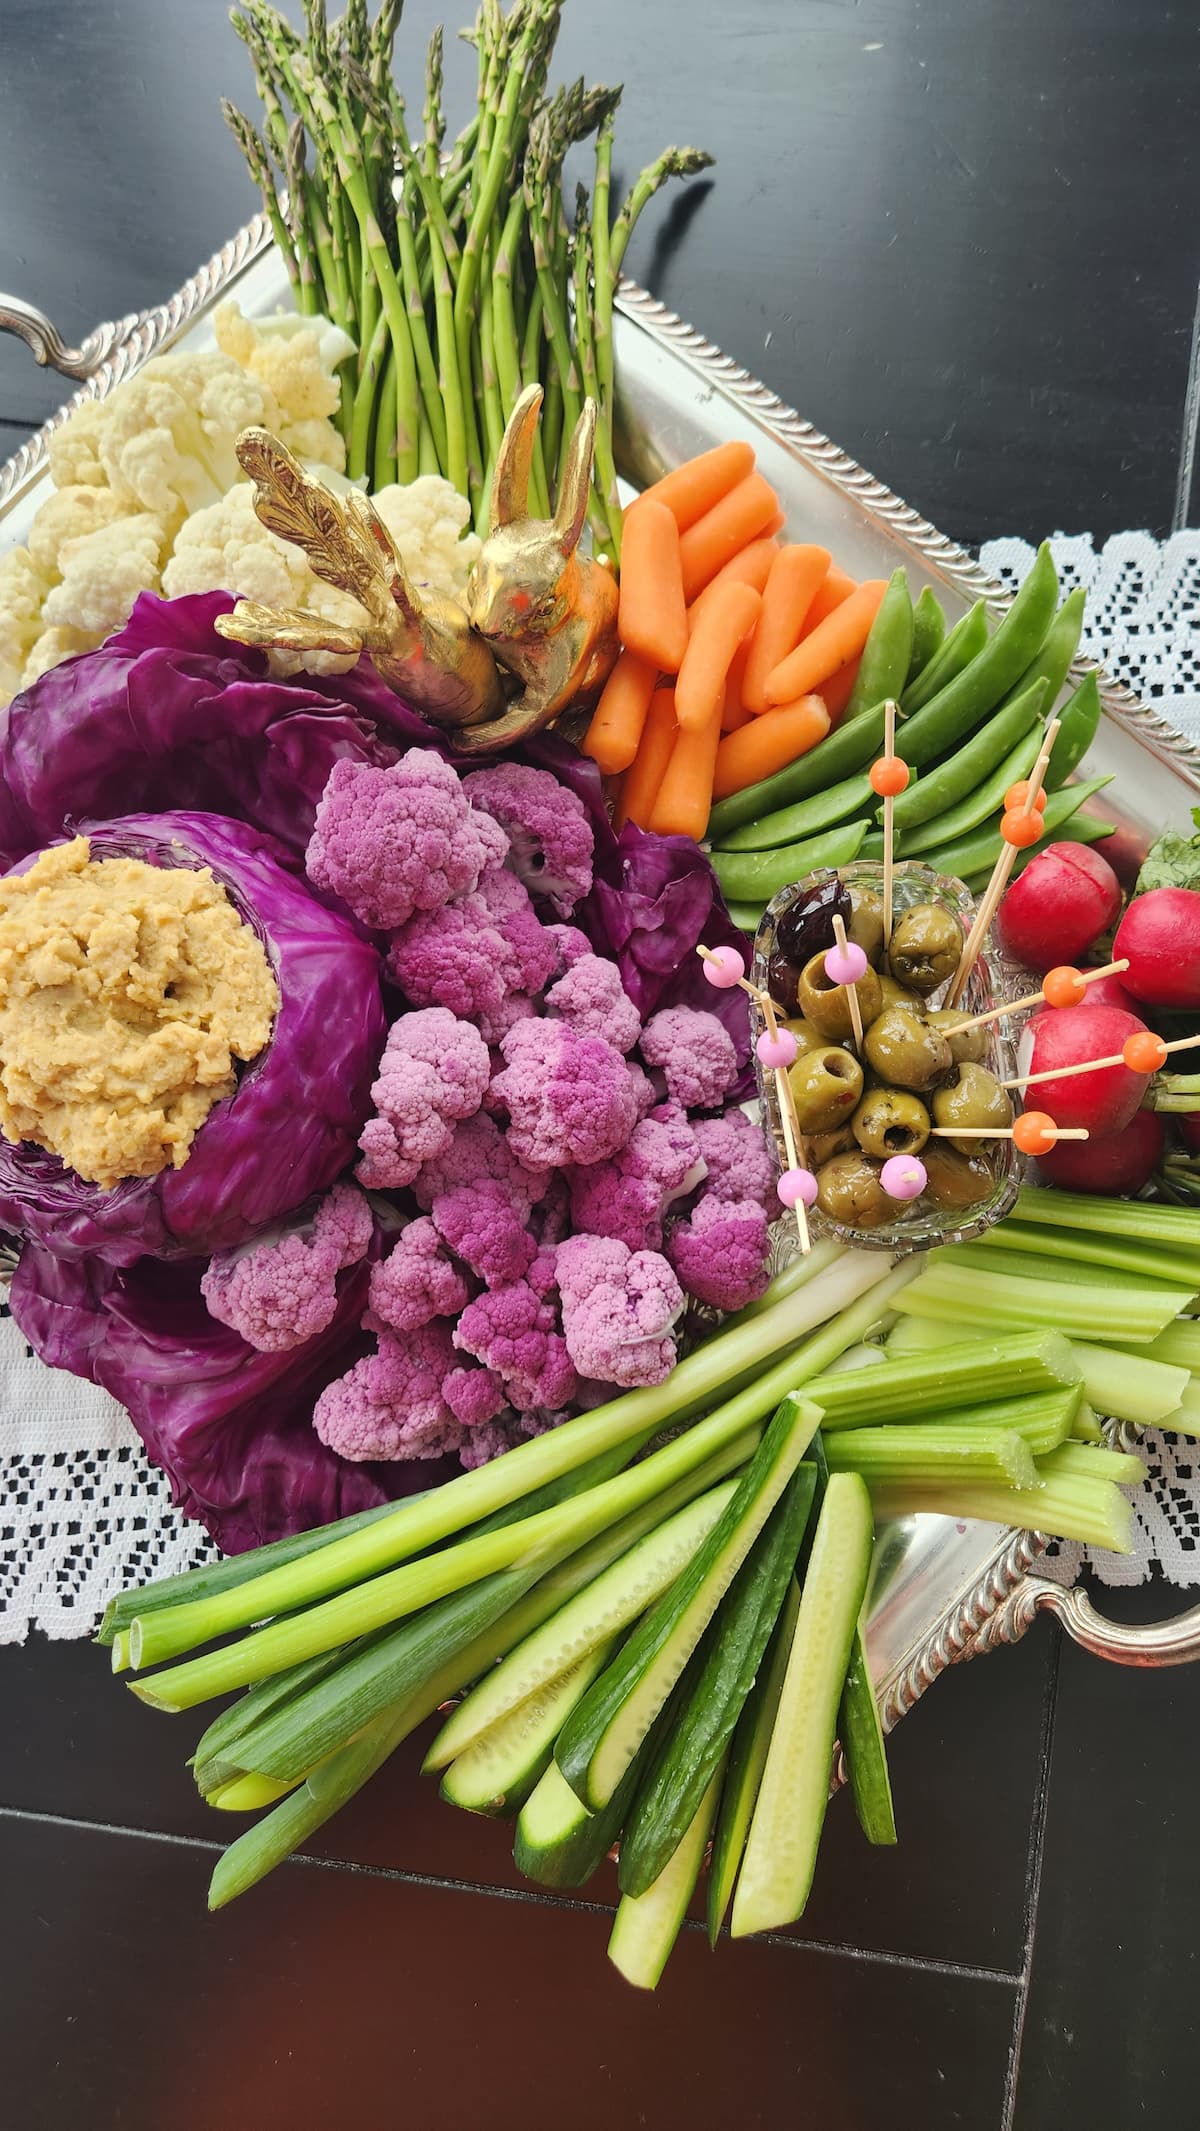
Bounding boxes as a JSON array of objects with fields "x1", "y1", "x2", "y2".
[
  {"x1": 554, "y1": 398, "x2": 598, "y2": 555},
  {"x1": 491, "y1": 383, "x2": 544, "y2": 530}
]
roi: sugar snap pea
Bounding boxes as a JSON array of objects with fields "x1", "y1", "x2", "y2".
[
  {"x1": 905, "y1": 587, "x2": 947, "y2": 686},
  {"x1": 710, "y1": 820, "x2": 868, "y2": 906},
  {"x1": 998, "y1": 584, "x2": 1085, "y2": 711},
  {"x1": 897, "y1": 543, "x2": 1059, "y2": 765},
  {"x1": 962, "y1": 810, "x2": 1117, "y2": 890},
  {"x1": 1044, "y1": 670, "x2": 1101, "y2": 790},
  {"x1": 705, "y1": 698, "x2": 890, "y2": 842},
  {"x1": 887, "y1": 678, "x2": 1049, "y2": 833},
  {"x1": 918, "y1": 773, "x2": 1113, "y2": 883},
  {"x1": 842, "y1": 568, "x2": 913, "y2": 723},
  {"x1": 900, "y1": 601, "x2": 987, "y2": 713},
  {"x1": 726, "y1": 900, "x2": 767, "y2": 934},
  {"x1": 714, "y1": 766, "x2": 910, "y2": 853},
  {"x1": 904, "y1": 725, "x2": 1044, "y2": 855}
]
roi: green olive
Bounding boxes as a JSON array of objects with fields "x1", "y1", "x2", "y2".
[
  {"x1": 816, "y1": 1150, "x2": 893, "y2": 1229},
  {"x1": 931, "y1": 1062, "x2": 1013, "y2": 1153},
  {"x1": 921, "y1": 1142, "x2": 997, "y2": 1211},
  {"x1": 796, "y1": 950, "x2": 883, "y2": 1042},
  {"x1": 887, "y1": 903, "x2": 965, "y2": 995},
  {"x1": 926, "y1": 1007, "x2": 988, "y2": 1066},
  {"x1": 784, "y1": 1015, "x2": 829, "y2": 1058},
  {"x1": 862, "y1": 1006, "x2": 953, "y2": 1092},
  {"x1": 851, "y1": 1086, "x2": 931, "y2": 1159},
  {"x1": 786, "y1": 1044, "x2": 865, "y2": 1134},
  {"x1": 846, "y1": 887, "x2": 886, "y2": 967},
  {"x1": 877, "y1": 973, "x2": 924, "y2": 1014},
  {"x1": 809, "y1": 1125, "x2": 856, "y2": 1166}
]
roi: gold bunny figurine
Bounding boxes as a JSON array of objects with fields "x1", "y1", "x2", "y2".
[
  {"x1": 215, "y1": 429, "x2": 505, "y2": 730},
  {"x1": 455, "y1": 385, "x2": 620, "y2": 752}
]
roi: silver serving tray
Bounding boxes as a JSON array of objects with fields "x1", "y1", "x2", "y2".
[{"x1": 4, "y1": 221, "x2": 1200, "y2": 1709}]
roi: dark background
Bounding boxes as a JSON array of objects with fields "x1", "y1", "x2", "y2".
[{"x1": 1, "y1": 3, "x2": 1198, "y2": 2125}]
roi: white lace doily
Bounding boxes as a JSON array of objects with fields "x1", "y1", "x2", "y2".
[{"x1": 3, "y1": 529, "x2": 1200, "y2": 1643}]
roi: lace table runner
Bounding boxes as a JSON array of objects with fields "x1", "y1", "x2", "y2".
[{"x1": 3, "y1": 529, "x2": 1199, "y2": 1642}]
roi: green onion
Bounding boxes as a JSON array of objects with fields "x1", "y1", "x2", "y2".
[
  {"x1": 823, "y1": 1424, "x2": 1036, "y2": 1487},
  {"x1": 869, "y1": 1475, "x2": 1133, "y2": 1553},
  {"x1": 808, "y1": 1331, "x2": 1079, "y2": 1429},
  {"x1": 896, "y1": 1260, "x2": 1189, "y2": 1344}
]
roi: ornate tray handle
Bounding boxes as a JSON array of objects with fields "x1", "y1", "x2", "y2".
[
  {"x1": 0, "y1": 292, "x2": 139, "y2": 381},
  {"x1": 962, "y1": 1573, "x2": 1200, "y2": 1667}
]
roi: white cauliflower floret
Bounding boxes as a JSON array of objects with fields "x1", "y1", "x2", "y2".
[
  {"x1": 46, "y1": 399, "x2": 111, "y2": 490},
  {"x1": 372, "y1": 476, "x2": 481, "y2": 600},
  {"x1": 0, "y1": 547, "x2": 54, "y2": 700},
  {"x1": 214, "y1": 300, "x2": 354, "y2": 425},
  {"x1": 26, "y1": 484, "x2": 131, "y2": 578},
  {"x1": 41, "y1": 514, "x2": 164, "y2": 641},
  {"x1": 162, "y1": 480, "x2": 314, "y2": 607},
  {"x1": 278, "y1": 415, "x2": 347, "y2": 472},
  {"x1": 22, "y1": 624, "x2": 95, "y2": 688},
  {"x1": 86, "y1": 353, "x2": 286, "y2": 534}
]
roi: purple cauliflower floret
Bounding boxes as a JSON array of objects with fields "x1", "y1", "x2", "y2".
[
  {"x1": 491, "y1": 1019, "x2": 639, "y2": 1170},
  {"x1": 444, "y1": 1364, "x2": 508, "y2": 1429},
  {"x1": 200, "y1": 1181, "x2": 373, "y2": 1352},
  {"x1": 545, "y1": 954, "x2": 642, "y2": 1055},
  {"x1": 547, "y1": 923, "x2": 592, "y2": 974},
  {"x1": 691, "y1": 1109, "x2": 777, "y2": 1214},
  {"x1": 569, "y1": 1101, "x2": 706, "y2": 1252},
  {"x1": 305, "y1": 751, "x2": 507, "y2": 930},
  {"x1": 355, "y1": 1008, "x2": 490, "y2": 1190},
  {"x1": 411, "y1": 1111, "x2": 549, "y2": 1218},
  {"x1": 639, "y1": 1005, "x2": 738, "y2": 1111},
  {"x1": 668, "y1": 1196, "x2": 772, "y2": 1313},
  {"x1": 453, "y1": 1250, "x2": 577, "y2": 1412},
  {"x1": 387, "y1": 861, "x2": 558, "y2": 1038},
  {"x1": 462, "y1": 762, "x2": 594, "y2": 915},
  {"x1": 458, "y1": 1418, "x2": 517, "y2": 1469},
  {"x1": 313, "y1": 1321, "x2": 465, "y2": 1461},
  {"x1": 431, "y1": 1179, "x2": 537, "y2": 1289},
  {"x1": 366, "y1": 1216, "x2": 469, "y2": 1335},
  {"x1": 555, "y1": 1232, "x2": 683, "y2": 1389},
  {"x1": 627, "y1": 1060, "x2": 659, "y2": 1121}
]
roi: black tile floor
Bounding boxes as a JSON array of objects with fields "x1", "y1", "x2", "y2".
[{"x1": 2, "y1": 2, "x2": 1200, "y2": 2124}]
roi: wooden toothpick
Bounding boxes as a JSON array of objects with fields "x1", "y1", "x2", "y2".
[{"x1": 946, "y1": 717, "x2": 1062, "y2": 1008}]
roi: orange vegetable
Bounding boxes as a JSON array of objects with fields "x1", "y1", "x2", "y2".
[
  {"x1": 711, "y1": 696, "x2": 832, "y2": 799},
  {"x1": 615, "y1": 684, "x2": 679, "y2": 830},
  {"x1": 687, "y1": 537, "x2": 779, "y2": 626},
  {"x1": 648, "y1": 692, "x2": 724, "y2": 840},
  {"x1": 763, "y1": 509, "x2": 787, "y2": 538},
  {"x1": 678, "y1": 473, "x2": 780, "y2": 602},
  {"x1": 763, "y1": 580, "x2": 887, "y2": 707},
  {"x1": 637, "y1": 440, "x2": 756, "y2": 532},
  {"x1": 675, "y1": 581, "x2": 762, "y2": 734},
  {"x1": 801, "y1": 564, "x2": 857, "y2": 634},
  {"x1": 742, "y1": 544, "x2": 832, "y2": 713},
  {"x1": 582, "y1": 649, "x2": 659, "y2": 776},
  {"x1": 617, "y1": 497, "x2": 688, "y2": 672},
  {"x1": 721, "y1": 637, "x2": 755, "y2": 731},
  {"x1": 818, "y1": 656, "x2": 861, "y2": 726}
]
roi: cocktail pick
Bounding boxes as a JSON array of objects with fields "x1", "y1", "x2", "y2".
[
  {"x1": 929, "y1": 1112, "x2": 1089, "y2": 1152},
  {"x1": 945, "y1": 717, "x2": 1061, "y2": 1008},
  {"x1": 880, "y1": 1154, "x2": 927, "y2": 1200},
  {"x1": 698, "y1": 942, "x2": 759, "y2": 1000},
  {"x1": 823, "y1": 914, "x2": 867, "y2": 1053},
  {"x1": 696, "y1": 945, "x2": 814, "y2": 1251},
  {"x1": 940, "y1": 958, "x2": 1132, "y2": 1037},
  {"x1": 868, "y1": 698, "x2": 909, "y2": 946},
  {"x1": 1001, "y1": 1029, "x2": 1200, "y2": 1092}
]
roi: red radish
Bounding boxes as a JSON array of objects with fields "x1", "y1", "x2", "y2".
[
  {"x1": 1035, "y1": 1105, "x2": 1164, "y2": 1195},
  {"x1": 1178, "y1": 1113, "x2": 1200, "y2": 1155},
  {"x1": 996, "y1": 843, "x2": 1122, "y2": 970},
  {"x1": 1088, "y1": 822, "x2": 1150, "y2": 889},
  {"x1": 1019, "y1": 1004, "x2": 1153, "y2": 1133},
  {"x1": 1077, "y1": 972, "x2": 1144, "y2": 1019},
  {"x1": 1113, "y1": 887, "x2": 1200, "y2": 1010}
]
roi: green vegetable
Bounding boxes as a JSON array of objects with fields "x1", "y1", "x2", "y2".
[
  {"x1": 905, "y1": 587, "x2": 947, "y2": 687},
  {"x1": 823, "y1": 1422, "x2": 1037, "y2": 1487},
  {"x1": 514, "y1": 1757, "x2": 636, "y2": 1890},
  {"x1": 998, "y1": 584, "x2": 1086, "y2": 710},
  {"x1": 441, "y1": 1642, "x2": 616, "y2": 1817},
  {"x1": 1045, "y1": 672, "x2": 1102, "y2": 791},
  {"x1": 727, "y1": 899, "x2": 767, "y2": 932},
  {"x1": 886, "y1": 679, "x2": 1049, "y2": 833},
  {"x1": 900, "y1": 601, "x2": 989, "y2": 714},
  {"x1": 712, "y1": 768, "x2": 883, "y2": 853},
  {"x1": 903, "y1": 723, "x2": 1045, "y2": 855},
  {"x1": 555, "y1": 1394, "x2": 822, "y2": 1811},
  {"x1": 897, "y1": 1260, "x2": 1191, "y2": 1345},
  {"x1": 870, "y1": 1474, "x2": 1133, "y2": 1553},
  {"x1": 705, "y1": 697, "x2": 893, "y2": 841},
  {"x1": 807, "y1": 1330, "x2": 1080, "y2": 1427},
  {"x1": 1135, "y1": 803, "x2": 1200, "y2": 896},
  {"x1": 978, "y1": 1215, "x2": 1200, "y2": 1291},
  {"x1": 885, "y1": 1318, "x2": 1190, "y2": 1432},
  {"x1": 732, "y1": 1472, "x2": 874, "y2": 1935},
  {"x1": 839, "y1": 1616, "x2": 896, "y2": 1846},
  {"x1": 916, "y1": 774, "x2": 1113, "y2": 882},
  {"x1": 1138, "y1": 1322, "x2": 1200, "y2": 1371},
  {"x1": 608, "y1": 1766, "x2": 723, "y2": 1989},
  {"x1": 1016, "y1": 1183, "x2": 1200, "y2": 1253},
  {"x1": 706, "y1": 1579, "x2": 799, "y2": 1942},
  {"x1": 1038, "y1": 1443, "x2": 1148, "y2": 1488},
  {"x1": 617, "y1": 1463, "x2": 817, "y2": 1898},
  {"x1": 898, "y1": 545, "x2": 1059, "y2": 761},
  {"x1": 709, "y1": 819, "x2": 868, "y2": 904},
  {"x1": 842, "y1": 568, "x2": 913, "y2": 722}
]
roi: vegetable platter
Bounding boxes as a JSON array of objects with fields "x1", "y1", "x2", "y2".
[{"x1": 5, "y1": 0, "x2": 1200, "y2": 1989}]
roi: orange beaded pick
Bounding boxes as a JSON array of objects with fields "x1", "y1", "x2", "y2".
[
  {"x1": 946, "y1": 717, "x2": 1062, "y2": 1008},
  {"x1": 1013, "y1": 1110, "x2": 1061, "y2": 1156},
  {"x1": 1041, "y1": 964, "x2": 1088, "y2": 1008},
  {"x1": 873, "y1": 698, "x2": 906, "y2": 947},
  {"x1": 1000, "y1": 808, "x2": 1043, "y2": 849},
  {"x1": 869, "y1": 757, "x2": 910, "y2": 797},
  {"x1": 1002, "y1": 1026, "x2": 1200, "y2": 1091},
  {"x1": 1124, "y1": 1030, "x2": 1170, "y2": 1073},
  {"x1": 1005, "y1": 779, "x2": 1047, "y2": 813}
]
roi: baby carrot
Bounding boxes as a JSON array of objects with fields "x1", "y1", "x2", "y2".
[
  {"x1": 721, "y1": 637, "x2": 755, "y2": 730},
  {"x1": 763, "y1": 580, "x2": 887, "y2": 707},
  {"x1": 818, "y1": 656, "x2": 862, "y2": 726},
  {"x1": 711, "y1": 697, "x2": 832, "y2": 800},
  {"x1": 649, "y1": 692, "x2": 724, "y2": 840},
  {"x1": 637, "y1": 440, "x2": 756, "y2": 532},
  {"x1": 582, "y1": 649, "x2": 660, "y2": 775},
  {"x1": 687, "y1": 537, "x2": 779, "y2": 626},
  {"x1": 617, "y1": 497, "x2": 688, "y2": 672},
  {"x1": 742, "y1": 544, "x2": 832, "y2": 713},
  {"x1": 615, "y1": 684, "x2": 679, "y2": 830},
  {"x1": 678, "y1": 473, "x2": 780, "y2": 602},
  {"x1": 763, "y1": 509, "x2": 788, "y2": 538},
  {"x1": 676, "y1": 581, "x2": 762, "y2": 734},
  {"x1": 801, "y1": 564, "x2": 857, "y2": 634}
]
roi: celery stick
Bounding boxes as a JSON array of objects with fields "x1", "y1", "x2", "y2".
[
  {"x1": 1138, "y1": 1323, "x2": 1200, "y2": 1371},
  {"x1": 134, "y1": 1263, "x2": 920, "y2": 1711},
  {"x1": 885, "y1": 1316, "x2": 959, "y2": 1358},
  {"x1": 1067, "y1": 1341, "x2": 1189, "y2": 1427},
  {"x1": 130, "y1": 1251, "x2": 903, "y2": 1671},
  {"x1": 1072, "y1": 1401, "x2": 1104, "y2": 1442},
  {"x1": 809, "y1": 1331, "x2": 1078, "y2": 1430},
  {"x1": 946, "y1": 1239, "x2": 1179, "y2": 1294},
  {"x1": 824, "y1": 1423, "x2": 1036, "y2": 1487},
  {"x1": 1162, "y1": 1383, "x2": 1200, "y2": 1438},
  {"x1": 1037, "y1": 1443, "x2": 1148, "y2": 1487},
  {"x1": 895, "y1": 1262, "x2": 1190, "y2": 1344},
  {"x1": 978, "y1": 1218, "x2": 1200, "y2": 1291},
  {"x1": 1016, "y1": 1184, "x2": 1200, "y2": 1253},
  {"x1": 869, "y1": 1476, "x2": 1133, "y2": 1552}
]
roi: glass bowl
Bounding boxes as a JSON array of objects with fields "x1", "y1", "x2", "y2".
[{"x1": 751, "y1": 859, "x2": 1026, "y2": 1254}]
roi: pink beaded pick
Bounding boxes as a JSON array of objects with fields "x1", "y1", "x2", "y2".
[
  {"x1": 824, "y1": 939, "x2": 869, "y2": 988},
  {"x1": 777, "y1": 1166, "x2": 818, "y2": 1209},
  {"x1": 880, "y1": 1154, "x2": 928, "y2": 1201},
  {"x1": 757, "y1": 1027, "x2": 799, "y2": 1071},
  {"x1": 701, "y1": 944, "x2": 746, "y2": 990}
]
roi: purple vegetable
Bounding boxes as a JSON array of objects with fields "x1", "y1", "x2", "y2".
[
  {"x1": 0, "y1": 812, "x2": 386, "y2": 1263},
  {"x1": 773, "y1": 876, "x2": 852, "y2": 968}
]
